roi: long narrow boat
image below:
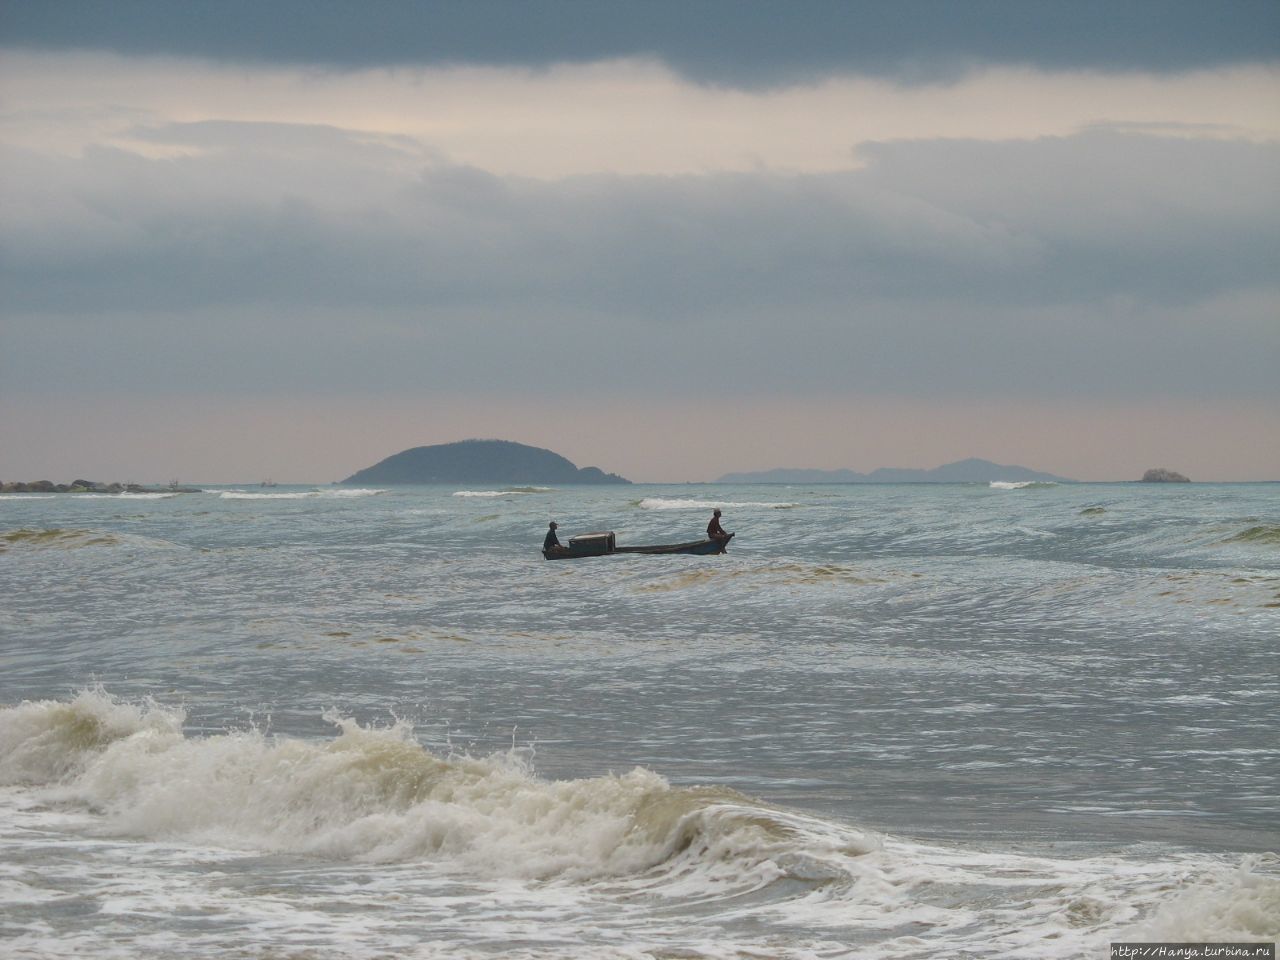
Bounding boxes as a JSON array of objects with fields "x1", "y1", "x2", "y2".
[
  {"x1": 616, "y1": 534, "x2": 733, "y2": 556},
  {"x1": 543, "y1": 531, "x2": 732, "y2": 560}
]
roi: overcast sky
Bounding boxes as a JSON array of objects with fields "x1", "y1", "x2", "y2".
[{"x1": 2, "y1": 0, "x2": 1277, "y2": 482}]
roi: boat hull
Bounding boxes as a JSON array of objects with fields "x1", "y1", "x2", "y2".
[
  {"x1": 615, "y1": 534, "x2": 732, "y2": 555},
  {"x1": 544, "y1": 532, "x2": 732, "y2": 559}
]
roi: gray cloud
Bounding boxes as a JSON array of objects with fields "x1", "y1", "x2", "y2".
[
  {"x1": 2, "y1": 123, "x2": 1277, "y2": 404},
  {"x1": 2, "y1": 0, "x2": 1277, "y2": 86}
]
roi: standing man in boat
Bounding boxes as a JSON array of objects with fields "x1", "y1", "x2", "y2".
[
  {"x1": 543, "y1": 521, "x2": 567, "y2": 556},
  {"x1": 707, "y1": 509, "x2": 731, "y2": 545}
]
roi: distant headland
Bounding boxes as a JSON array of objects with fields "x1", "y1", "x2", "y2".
[
  {"x1": 1141, "y1": 468, "x2": 1191, "y2": 483},
  {"x1": 343, "y1": 440, "x2": 630, "y2": 485},
  {"x1": 718, "y1": 458, "x2": 1072, "y2": 484}
]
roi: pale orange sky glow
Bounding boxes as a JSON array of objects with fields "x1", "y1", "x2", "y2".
[{"x1": 5, "y1": 393, "x2": 1277, "y2": 483}]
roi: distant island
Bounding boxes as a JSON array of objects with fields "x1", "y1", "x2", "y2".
[
  {"x1": 718, "y1": 458, "x2": 1072, "y2": 484},
  {"x1": 1141, "y1": 468, "x2": 1191, "y2": 483},
  {"x1": 343, "y1": 439, "x2": 631, "y2": 485}
]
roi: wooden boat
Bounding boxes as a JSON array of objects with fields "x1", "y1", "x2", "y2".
[
  {"x1": 616, "y1": 534, "x2": 732, "y2": 555},
  {"x1": 543, "y1": 531, "x2": 732, "y2": 560}
]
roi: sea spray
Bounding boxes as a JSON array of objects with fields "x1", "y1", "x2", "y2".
[
  {"x1": 0, "y1": 691, "x2": 879, "y2": 885},
  {"x1": 0, "y1": 688, "x2": 185, "y2": 785},
  {"x1": 1121, "y1": 856, "x2": 1280, "y2": 942}
]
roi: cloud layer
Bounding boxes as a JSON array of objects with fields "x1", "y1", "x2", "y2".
[
  {"x1": 1, "y1": 38, "x2": 1276, "y2": 479},
  {"x1": 4, "y1": 0, "x2": 1278, "y2": 84},
  {"x1": 4, "y1": 113, "x2": 1277, "y2": 402}
]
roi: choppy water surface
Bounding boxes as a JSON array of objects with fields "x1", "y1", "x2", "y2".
[{"x1": 2, "y1": 482, "x2": 1277, "y2": 958}]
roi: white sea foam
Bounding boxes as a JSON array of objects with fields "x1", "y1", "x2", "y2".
[
  {"x1": 71, "y1": 492, "x2": 180, "y2": 499},
  {"x1": 1122, "y1": 856, "x2": 1280, "y2": 942},
  {"x1": 990, "y1": 480, "x2": 1058, "y2": 490},
  {"x1": 453, "y1": 487, "x2": 551, "y2": 497},
  {"x1": 219, "y1": 488, "x2": 385, "y2": 500},
  {"x1": 637, "y1": 498, "x2": 800, "y2": 510},
  {"x1": 0, "y1": 494, "x2": 57, "y2": 499},
  {"x1": 0, "y1": 690, "x2": 876, "y2": 886},
  {"x1": 1, "y1": 690, "x2": 1276, "y2": 959}
]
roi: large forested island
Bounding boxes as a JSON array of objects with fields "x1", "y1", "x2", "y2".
[{"x1": 342, "y1": 440, "x2": 630, "y2": 485}]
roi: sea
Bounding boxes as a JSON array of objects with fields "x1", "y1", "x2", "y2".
[{"x1": 1, "y1": 480, "x2": 1277, "y2": 959}]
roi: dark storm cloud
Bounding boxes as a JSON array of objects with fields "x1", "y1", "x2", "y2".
[
  {"x1": 2, "y1": 122, "x2": 1276, "y2": 403},
  {"x1": 2, "y1": 0, "x2": 1277, "y2": 85}
]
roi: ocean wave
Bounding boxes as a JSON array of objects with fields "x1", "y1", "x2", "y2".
[
  {"x1": 3, "y1": 690, "x2": 1276, "y2": 956},
  {"x1": 1123, "y1": 856, "x2": 1280, "y2": 942},
  {"x1": 636, "y1": 498, "x2": 800, "y2": 510},
  {"x1": 0, "y1": 494, "x2": 57, "y2": 499},
  {"x1": 0, "y1": 528, "x2": 122, "y2": 551},
  {"x1": 219, "y1": 488, "x2": 385, "y2": 500},
  {"x1": 70, "y1": 491, "x2": 180, "y2": 499},
  {"x1": 0, "y1": 690, "x2": 878, "y2": 886},
  {"x1": 989, "y1": 481, "x2": 1058, "y2": 490},
  {"x1": 452, "y1": 487, "x2": 552, "y2": 498},
  {"x1": 1221, "y1": 524, "x2": 1280, "y2": 546},
  {"x1": 635, "y1": 562, "x2": 889, "y2": 593}
]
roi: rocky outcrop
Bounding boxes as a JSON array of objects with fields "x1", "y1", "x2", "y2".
[
  {"x1": 343, "y1": 439, "x2": 630, "y2": 485},
  {"x1": 1, "y1": 480, "x2": 201, "y2": 493},
  {"x1": 1141, "y1": 468, "x2": 1191, "y2": 483}
]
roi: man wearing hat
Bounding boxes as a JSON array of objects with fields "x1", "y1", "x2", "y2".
[{"x1": 543, "y1": 521, "x2": 566, "y2": 556}]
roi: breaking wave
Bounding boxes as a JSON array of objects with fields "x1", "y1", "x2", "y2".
[
  {"x1": 219, "y1": 488, "x2": 385, "y2": 500},
  {"x1": 2, "y1": 690, "x2": 1276, "y2": 957},
  {"x1": 0, "y1": 690, "x2": 876, "y2": 885},
  {"x1": 1123, "y1": 857, "x2": 1280, "y2": 942},
  {"x1": 70, "y1": 491, "x2": 181, "y2": 499},
  {"x1": 989, "y1": 481, "x2": 1058, "y2": 490},
  {"x1": 1221, "y1": 524, "x2": 1280, "y2": 546},
  {"x1": 636, "y1": 498, "x2": 799, "y2": 510},
  {"x1": 0, "y1": 528, "x2": 122, "y2": 551},
  {"x1": 453, "y1": 487, "x2": 551, "y2": 498}
]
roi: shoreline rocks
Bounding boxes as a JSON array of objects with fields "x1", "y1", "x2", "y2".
[{"x1": 1, "y1": 480, "x2": 202, "y2": 494}]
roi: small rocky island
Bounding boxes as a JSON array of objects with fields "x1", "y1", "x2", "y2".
[
  {"x1": 1, "y1": 479, "x2": 201, "y2": 493},
  {"x1": 343, "y1": 439, "x2": 630, "y2": 485},
  {"x1": 1141, "y1": 468, "x2": 1191, "y2": 483}
]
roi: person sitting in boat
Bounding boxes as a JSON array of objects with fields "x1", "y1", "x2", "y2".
[
  {"x1": 543, "y1": 521, "x2": 568, "y2": 555},
  {"x1": 707, "y1": 509, "x2": 731, "y2": 543}
]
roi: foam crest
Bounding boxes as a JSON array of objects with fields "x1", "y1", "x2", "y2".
[
  {"x1": 452, "y1": 487, "x2": 550, "y2": 497},
  {"x1": 989, "y1": 480, "x2": 1058, "y2": 490},
  {"x1": 0, "y1": 692, "x2": 878, "y2": 886},
  {"x1": 219, "y1": 488, "x2": 385, "y2": 500},
  {"x1": 72, "y1": 492, "x2": 179, "y2": 499},
  {"x1": 0, "y1": 689, "x2": 185, "y2": 786},
  {"x1": 637, "y1": 498, "x2": 799, "y2": 510},
  {"x1": 1124, "y1": 858, "x2": 1280, "y2": 942}
]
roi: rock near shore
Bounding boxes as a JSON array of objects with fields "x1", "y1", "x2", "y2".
[{"x1": 1, "y1": 480, "x2": 201, "y2": 493}]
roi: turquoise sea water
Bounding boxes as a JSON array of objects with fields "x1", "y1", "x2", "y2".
[{"x1": 2, "y1": 481, "x2": 1277, "y2": 957}]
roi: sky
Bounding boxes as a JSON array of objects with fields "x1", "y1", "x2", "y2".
[{"x1": 1, "y1": 0, "x2": 1277, "y2": 483}]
